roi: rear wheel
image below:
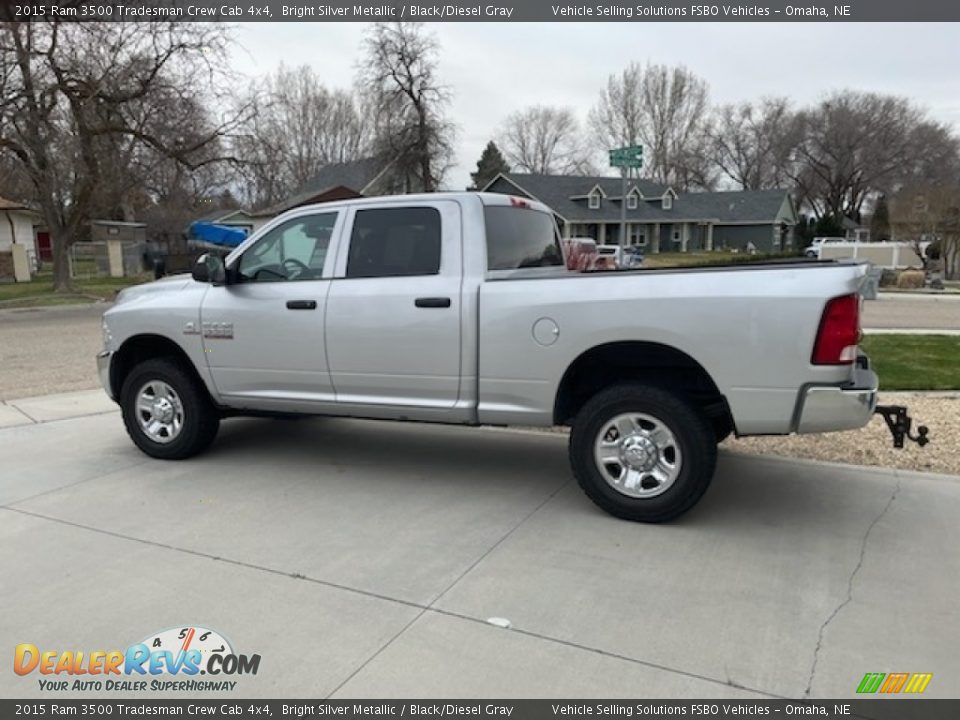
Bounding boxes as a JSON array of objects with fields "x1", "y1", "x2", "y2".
[
  {"x1": 120, "y1": 358, "x2": 220, "y2": 460},
  {"x1": 569, "y1": 384, "x2": 717, "y2": 522}
]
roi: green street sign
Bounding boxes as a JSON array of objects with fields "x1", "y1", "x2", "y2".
[{"x1": 609, "y1": 145, "x2": 643, "y2": 168}]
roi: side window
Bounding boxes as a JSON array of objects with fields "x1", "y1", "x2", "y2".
[
  {"x1": 237, "y1": 213, "x2": 337, "y2": 282},
  {"x1": 346, "y1": 207, "x2": 441, "y2": 279}
]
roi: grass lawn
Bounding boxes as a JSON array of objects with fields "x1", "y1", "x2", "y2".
[
  {"x1": 0, "y1": 273, "x2": 150, "y2": 308},
  {"x1": 861, "y1": 334, "x2": 960, "y2": 391},
  {"x1": 642, "y1": 251, "x2": 801, "y2": 268}
]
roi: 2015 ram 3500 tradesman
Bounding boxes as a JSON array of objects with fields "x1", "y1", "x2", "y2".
[{"x1": 98, "y1": 192, "x2": 910, "y2": 522}]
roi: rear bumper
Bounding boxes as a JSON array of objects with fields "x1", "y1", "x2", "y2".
[
  {"x1": 97, "y1": 351, "x2": 115, "y2": 401},
  {"x1": 795, "y1": 363, "x2": 878, "y2": 434}
]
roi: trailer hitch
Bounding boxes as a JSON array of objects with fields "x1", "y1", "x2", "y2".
[{"x1": 874, "y1": 405, "x2": 930, "y2": 448}]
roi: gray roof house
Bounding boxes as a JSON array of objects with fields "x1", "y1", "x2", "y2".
[
  {"x1": 483, "y1": 173, "x2": 799, "y2": 253},
  {"x1": 252, "y1": 156, "x2": 405, "y2": 223}
]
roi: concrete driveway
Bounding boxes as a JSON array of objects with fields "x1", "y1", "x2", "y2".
[{"x1": 1, "y1": 392, "x2": 958, "y2": 700}]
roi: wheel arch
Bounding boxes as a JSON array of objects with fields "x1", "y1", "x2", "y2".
[
  {"x1": 110, "y1": 334, "x2": 213, "y2": 404},
  {"x1": 553, "y1": 341, "x2": 734, "y2": 437}
]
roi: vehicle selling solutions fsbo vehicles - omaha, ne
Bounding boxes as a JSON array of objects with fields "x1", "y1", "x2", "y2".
[{"x1": 97, "y1": 192, "x2": 925, "y2": 522}]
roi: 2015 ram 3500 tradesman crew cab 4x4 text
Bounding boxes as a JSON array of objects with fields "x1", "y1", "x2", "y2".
[{"x1": 97, "y1": 192, "x2": 921, "y2": 522}]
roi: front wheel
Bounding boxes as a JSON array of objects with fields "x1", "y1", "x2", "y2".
[
  {"x1": 569, "y1": 384, "x2": 717, "y2": 522},
  {"x1": 120, "y1": 358, "x2": 220, "y2": 460}
]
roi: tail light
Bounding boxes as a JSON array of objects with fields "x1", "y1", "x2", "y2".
[{"x1": 812, "y1": 293, "x2": 860, "y2": 365}]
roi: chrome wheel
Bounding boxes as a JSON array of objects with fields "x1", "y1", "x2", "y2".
[
  {"x1": 135, "y1": 380, "x2": 184, "y2": 444},
  {"x1": 593, "y1": 412, "x2": 682, "y2": 498}
]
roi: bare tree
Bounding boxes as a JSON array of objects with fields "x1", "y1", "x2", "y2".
[
  {"x1": 0, "y1": 20, "x2": 248, "y2": 291},
  {"x1": 708, "y1": 98, "x2": 801, "y2": 190},
  {"x1": 234, "y1": 65, "x2": 371, "y2": 209},
  {"x1": 359, "y1": 22, "x2": 454, "y2": 193},
  {"x1": 787, "y1": 91, "x2": 959, "y2": 222},
  {"x1": 589, "y1": 62, "x2": 713, "y2": 190},
  {"x1": 891, "y1": 183, "x2": 960, "y2": 280},
  {"x1": 498, "y1": 105, "x2": 592, "y2": 175}
]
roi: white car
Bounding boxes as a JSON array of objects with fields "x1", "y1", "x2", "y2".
[{"x1": 804, "y1": 236, "x2": 847, "y2": 258}]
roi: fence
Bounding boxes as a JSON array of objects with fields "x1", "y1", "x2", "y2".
[
  {"x1": 69, "y1": 241, "x2": 147, "y2": 279},
  {"x1": 68, "y1": 242, "x2": 108, "y2": 279},
  {"x1": 818, "y1": 241, "x2": 927, "y2": 268}
]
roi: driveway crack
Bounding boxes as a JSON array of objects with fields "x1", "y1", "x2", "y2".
[{"x1": 803, "y1": 472, "x2": 902, "y2": 698}]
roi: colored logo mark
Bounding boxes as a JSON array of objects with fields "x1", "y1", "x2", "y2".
[{"x1": 857, "y1": 672, "x2": 933, "y2": 694}]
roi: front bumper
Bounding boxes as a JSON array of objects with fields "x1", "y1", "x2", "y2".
[
  {"x1": 97, "y1": 351, "x2": 115, "y2": 401},
  {"x1": 795, "y1": 364, "x2": 878, "y2": 434}
]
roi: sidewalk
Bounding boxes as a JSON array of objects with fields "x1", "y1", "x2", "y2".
[{"x1": 0, "y1": 388, "x2": 116, "y2": 428}]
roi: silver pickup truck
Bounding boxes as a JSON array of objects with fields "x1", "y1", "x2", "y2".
[{"x1": 98, "y1": 192, "x2": 919, "y2": 522}]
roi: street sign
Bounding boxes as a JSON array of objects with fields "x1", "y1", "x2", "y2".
[{"x1": 609, "y1": 145, "x2": 643, "y2": 169}]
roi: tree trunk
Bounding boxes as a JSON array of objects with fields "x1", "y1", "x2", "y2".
[{"x1": 50, "y1": 227, "x2": 75, "y2": 293}]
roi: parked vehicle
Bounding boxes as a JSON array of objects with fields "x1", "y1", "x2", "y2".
[
  {"x1": 596, "y1": 244, "x2": 623, "y2": 267},
  {"x1": 98, "y1": 193, "x2": 922, "y2": 522},
  {"x1": 562, "y1": 236, "x2": 597, "y2": 272},
  {"x1": 804, "y1": 236, "x2": 848, "y2": 258}
]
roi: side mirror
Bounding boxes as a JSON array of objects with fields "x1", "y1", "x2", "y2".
[{"x1": 191, "y1": 253, "x2": 226, "y2": 285}]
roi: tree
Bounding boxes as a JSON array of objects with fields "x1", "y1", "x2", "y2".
[
  {"x1": 870, "y1": 194, "x2": 891, "y2": 241},
  {"x1": 891, "y1": 183, "x2": 960, "y2": 280},
  {"x1": 234, "y1": 65, "x2": 371, "y2": 209},
  {"x1": 359, "y1": 22, "x2": 454, "y2": 193},
  {"x1": 589, "y1": 62, "x2": 714, "y2": 190},
  {"x1": 708, "y1": 98, "x2": 801, "y2": 190},
  {"x1": 0, "y1": 20, "x2": 247, "y2": 291},
  {"x1": 469, "y1": 141, "x2": 510, "y2": 190},
  {"x1": 787, "y1": 91, "x2": 960, "y2": 222},
  {"x1": 498, "y1": 105, "x2": 592, "y2": 175}
]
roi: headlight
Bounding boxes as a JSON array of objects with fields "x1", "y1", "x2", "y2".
[{"x1": 102, "y1": 318, "x2": 113, "y2": 350}]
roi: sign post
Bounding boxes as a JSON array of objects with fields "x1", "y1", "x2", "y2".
[{"x1": 608, "y1": 145, "x2": 643, "y2": 253}]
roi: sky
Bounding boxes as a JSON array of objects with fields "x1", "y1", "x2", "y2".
[{"x1": 229, "y1": 22, "x2": 960, "y2": 191}]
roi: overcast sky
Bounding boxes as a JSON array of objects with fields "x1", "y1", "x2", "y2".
[{"x1": 230, "y1": 22, "x2": 960, "y2": 190}]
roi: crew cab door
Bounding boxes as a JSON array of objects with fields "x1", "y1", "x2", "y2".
[
  {"x1": 199, "y1": 210, "x2": 342, "y2": 406},
  {"x1": 324, "y1": 201, "x2": 462, "y2": 409}
]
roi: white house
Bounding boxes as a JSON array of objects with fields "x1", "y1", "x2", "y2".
[{"x1": 0, "y1": 197, "x2": 40, "y2": 279}]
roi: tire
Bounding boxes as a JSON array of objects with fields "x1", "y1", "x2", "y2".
[
  {"x1": 120, "y1": 358, "x2": 220, "y2": 460},
  {"x1": 569, "y1": 383, "x2": 717, "y2": 523}
]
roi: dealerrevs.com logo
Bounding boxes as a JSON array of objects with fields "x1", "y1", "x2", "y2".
[{"x1": 14, "y1": 626, "x2": 261, "y2": 692}]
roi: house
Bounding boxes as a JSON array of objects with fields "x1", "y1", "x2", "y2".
[
  {"x1": 0, "y1": 196, "x2": 41, "y2": 280},
  {"x1": 250, "y1": 156, "x2": 405, "y2": 227},
  {"x1": 483, "y1": 173, "x2": 798, "y2": 253}
]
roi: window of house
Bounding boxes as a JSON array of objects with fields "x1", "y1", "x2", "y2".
[
  {"x1": 662, "y1": 195, "x2": 673, "y2": 210},
  {"x1": 629, "y1": 226, "x2": 646, "y2": 246},
  {"x1": 346, "y1": 207, "x2": 441, "y2": 278},
  {"x1": 589, "y1": 192, "x2": 601, "y2": 210},
  {"x1": 237, "y1": 213, "x2": 337, "y2": 282},
  {"x1": 627, "y1": 194, "x2": 638, "y2": 209},
  {"x1": 673, "y1": 230, "x2": 681, "y2": 242}
]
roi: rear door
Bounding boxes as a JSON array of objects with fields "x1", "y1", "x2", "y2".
[{"x1": 324, "y1": 201, "x2": 463, "y2": 409}]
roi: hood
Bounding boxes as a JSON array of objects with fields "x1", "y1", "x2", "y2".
[{"x1": 113, "y1": 274, "x2": 195, "y2": 305}]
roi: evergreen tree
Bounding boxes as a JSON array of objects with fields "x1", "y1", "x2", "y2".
[
  {"x1": 870, "y1": 194, "x2": 891, "y2": 241},
  {"x1": 469, "y1": 141, "x2": 510, "y2": 190}
]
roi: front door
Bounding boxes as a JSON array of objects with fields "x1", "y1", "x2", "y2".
[
  {"x1": 324, "y1": 201, "x2": 462, "y2": 410},
  {"x1": 199, "y1": 210, "x2": 342, "y2": 406}
]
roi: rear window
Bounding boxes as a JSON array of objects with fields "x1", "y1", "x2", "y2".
[{"x1": 484, "y1": 206, "x2": 564, "y2": 271}]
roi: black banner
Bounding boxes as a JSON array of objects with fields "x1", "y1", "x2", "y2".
[
  {"x1": 3, "y1": 700, "x2": 960, "y2": 720},
  {"x1": 4, "y1": 0, "x2": 960, "y2": 22}
]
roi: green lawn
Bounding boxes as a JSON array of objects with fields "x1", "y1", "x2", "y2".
[
  {"x1": 0, "y1": 273, "x2": 149, "y2": 308},
  {"x1": 643, "y1": 251, "x2": 801, "y2": 268},
  {"x1": 861, "y1": 335, "x2": 960, "y2": 391}
]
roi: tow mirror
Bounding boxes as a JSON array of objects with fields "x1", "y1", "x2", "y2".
[{"x1": 192, "y1": 253, "x2": 226, "y2": 285}]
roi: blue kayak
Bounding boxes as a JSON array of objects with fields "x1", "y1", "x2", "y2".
[{"x1": 188, "y1": 222, "x2": 248, "y2": 248}]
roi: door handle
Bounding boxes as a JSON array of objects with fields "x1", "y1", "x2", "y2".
[
  {"x1": 414, "y1": 297, "x2": 451, "y2": 308},
  {"x1": 286, "y1": 300, "x2": 317, "y2": 310}
]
